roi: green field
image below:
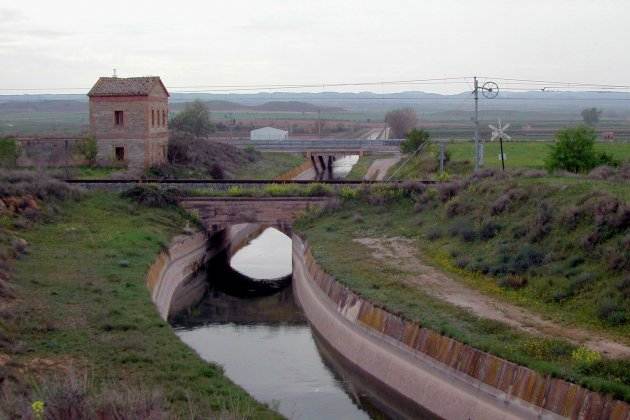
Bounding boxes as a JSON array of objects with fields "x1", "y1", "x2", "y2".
[
  {"x1": 3, "y1": 192, "x2": 278, "y2": 418},
  {"x1": 295, "y1": 176, "x2": 630, "y2": 400},
  {"x1": 389, "y1": 141, "x2": 630, "y2": 179}
]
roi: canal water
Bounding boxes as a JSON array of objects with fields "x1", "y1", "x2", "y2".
[
  {"x1": 332, "y1": 155, "x2": 360, "y2": 179},
  {"x1": 172, "y1": 226, "x2": 386, "y2": 420}
]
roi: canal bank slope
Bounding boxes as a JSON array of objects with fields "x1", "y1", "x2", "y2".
[
  {"x1": 1, "y1": 189, "x2": 278, "y2": 418},
  {"x1": 292, "y1": 235, "x2": 630, "y2": 419}
]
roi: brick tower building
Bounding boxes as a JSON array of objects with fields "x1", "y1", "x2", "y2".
[{"x1": 88, "y1": 76, "x2": 169, "y2": 171}]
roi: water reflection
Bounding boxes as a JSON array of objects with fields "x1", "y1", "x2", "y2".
[
  {"x1": 174, "y1": 286, "x2": 372, "y2": 420},
  {"x1": 332, "y1": 155, "x2": 360, "y2": 179},
  {"x1": 230, "y1": 227, "x2": 292, "y2": 279}
]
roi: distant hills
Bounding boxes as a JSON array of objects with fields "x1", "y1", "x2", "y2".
[
  {"x1": 170, "y1": 100, "x2": 345, "y2": 113},
  {"x1": 1, "y1": 90, "x2": 629, "y2": 119},
  {"x1": 0, "y1": 99, "x2": 345, "y2": 114}
]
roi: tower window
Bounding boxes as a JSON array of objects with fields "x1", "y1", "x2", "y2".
[
  {"x1": 114, "y1": 110, "x2": 124, "y2": 126},
  {"x1": 162, "y1": 110, "x2": 166, "y2": 126},
  {"x1": 152, "y1": 109, "x2": 155, "y2": 127},
  {"x1": 115, "y1": 146, "x2": 125, "y2": 161}
]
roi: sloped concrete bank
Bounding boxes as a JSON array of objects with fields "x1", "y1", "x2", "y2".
[
  {"x1": 146, "y1": 224, "x2": 264, "y2": 320},
  {"x1": 292, "y1": 235, "x2": 630, "y2": 420}
]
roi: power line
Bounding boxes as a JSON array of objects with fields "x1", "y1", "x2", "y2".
[{"x1": 0, "y1": 76, "x2": 474, "y2": 93}]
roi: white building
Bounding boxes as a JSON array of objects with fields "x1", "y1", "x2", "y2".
[{"x1": 250, "y1": 126, "x2": 289, "y2": 141}]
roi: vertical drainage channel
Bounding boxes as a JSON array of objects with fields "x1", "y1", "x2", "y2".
[{"x1": 170, "y1": 226, "x2": 386, "y2": 420}]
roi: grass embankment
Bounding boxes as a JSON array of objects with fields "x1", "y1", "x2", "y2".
[
  {"x1": 295, "y1": 174, "x2": 630, "y2": 400},
  {"x1": 389, "y1": 141, "x2": 630, "y2": 179},
  {"x1": 345, "y1": 156, "x2": 380, "y2": 180},
  {"x1": 234, "y1": 152, "x2": 304, "y2": 179},
  {"x1": 1, "y1": 187, "x2": 278, "y2": 417},
  {"x1": 187, "y1": 182, "x2": 336, "y2": 198}
]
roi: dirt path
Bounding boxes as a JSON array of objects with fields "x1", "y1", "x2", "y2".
[
  {"x1": 354, "y1": 237, "x2": 630, "y2": 359},
  {"x1": 364, "y1": 155, "x2": 401, "y2": 180}
]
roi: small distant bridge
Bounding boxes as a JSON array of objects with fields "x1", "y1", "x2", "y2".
[
  {"x1": 216, "y1": 139, "x2": 403, "y2": 154},
  {"x1": 215, "y1": 139, "x2": 404, "y2": 179}
]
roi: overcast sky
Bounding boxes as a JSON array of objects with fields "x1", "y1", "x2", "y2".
[{"x1": 1, "y1": 0, "x2": 629, "y2": 94}]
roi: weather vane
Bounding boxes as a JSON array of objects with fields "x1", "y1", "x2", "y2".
[{"x1": 489, "y1": 119, "x2": 511, "y2": 171}]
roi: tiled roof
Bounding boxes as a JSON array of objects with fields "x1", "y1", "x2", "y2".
[{"x1": 87, "y1": 76, "x2": 169, "y2": 97}]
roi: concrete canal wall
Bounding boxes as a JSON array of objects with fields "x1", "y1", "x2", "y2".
[
  {"x1": 292, "y1": 235, "x2": 630, "y2": 420},
  {"x1": 146, "y1": 224, "x2": 264, "y2": 320}
]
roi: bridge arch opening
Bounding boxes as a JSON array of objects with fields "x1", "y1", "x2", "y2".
[{"x1": 229, "y1": 226, "x2": 292, "y2": 280}]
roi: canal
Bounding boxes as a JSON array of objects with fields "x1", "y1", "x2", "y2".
[{"x1": 171, "y1": 227, "x2": 388, "y2": 419}]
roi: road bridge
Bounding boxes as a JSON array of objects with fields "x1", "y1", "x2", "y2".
[{"x1": 213, "y1": 138, "x2": 403, "y2": 154}]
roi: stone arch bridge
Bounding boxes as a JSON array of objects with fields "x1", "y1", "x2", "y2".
[{"x1": 178, "y1": 196, "x2": 330, "y2": 235}]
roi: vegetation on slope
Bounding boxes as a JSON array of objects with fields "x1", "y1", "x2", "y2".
[
  {"x1": 0, "y1": 173, "x2": 278, "y2": 418},
  {"x1": 345, "y1": 156, "x2": 380, "y2": 180},
  {"x1": 149, "y1": 131, "x2": 303, "y2": 180},
  {"x1": 295, "y1": 172, "x2": 630, "y2": 400}
]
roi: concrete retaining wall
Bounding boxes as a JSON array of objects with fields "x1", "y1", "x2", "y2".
[
  {"x1": 146, "y1": 224, "x2": 268, "y2": 320},
  {"x1": 292, "y1": 235, "x2": 630, "y2": 420}
]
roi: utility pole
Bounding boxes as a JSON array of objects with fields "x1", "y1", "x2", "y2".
[
  {"x1": 471, "y1": 77, "x2": 498, "y2": 171},
  {"x1": 473, "y1": 77, "x2": 480, "y2": 171}
]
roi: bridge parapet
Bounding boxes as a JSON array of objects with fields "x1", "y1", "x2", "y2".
[{"x1": 179, "y1": 196, "x2": 330, "y2": 234}]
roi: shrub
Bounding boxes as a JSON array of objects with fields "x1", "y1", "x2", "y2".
[
  {"x1": 545, "y1": 126, "x2": 617, "y2": 173},
  {"x1": 426, "y1": 227, "x2": 442, "y2": 241},
  {"x1": 571, "y1": 347, "x2": 602, "y2": 366},
  {"x1": 448, "y1": 220, "x2": 476, "y2": 242},
  {"x1": 490, "y1": 188, "x2": 528, "y2": 215},
  {"x1": 400, "y1": 180, "x2": 427, "y2": 196},
  {"x1": 364, "y1": 185, "x2": 403, "y2": 205},
  {"x1": 305, "y1": 183, "x2": 333, "y2": 197},
  {"x1": 529, "y1": 202, "x2": 553, "y2": 242},
  {"x1": 121, "y1": 186, "x2": 178, "y2": 207},
  {"x1": 170, "y1": 100, "x2": 214, "y2": 137},
  {"x1": 597, "y1": 297, "x2": 627, "y2": 325},
  {"x1": 445, "y1": 198, "x2": 471, "y2": 218},
  {"x1": 616, "y1": 276, "x2": 630, "y2": 299},
  {"x1": 499, "y1": 274, "x2": 528, "y2": 289},
  {"x1": 338, "y1": 186, "x2": 358, "y2": 200},
  {"x1": 510, "y1": 244, "x2": 545, "y2": 273},
  {"x1": 454, "y1": 256, "x2": 470, "y2": 269},
  {"x1": 74, "y1": 136, "x2": 98, "y2": 166},
  {"x1": 511, "y1": 224, "x2": 528, "y2": 239},
  {"x1": 521, "y1": 339, "x2": 573, "y2": 360},
  {"x1": 566, "y1": 272, "x2": 596, "y2": 296},
  {"x1": 479, "y1": 221, "x2": 501, "y2": 240},
  {"x1": 588, "y1": 165, "x2": 617, "y2": 180},
  {"x1": 0, "y1": 137, "x2": 20, "y2": 167},
  {"x1": 436, "y1": 180, "x2": 467, "y2": 202},
  {"x1": 165, "y1": 131, "x2": 260, "y2": 179},
  {"x1": 400, "y1": 128, "x2": 430, "y2": 154},
  {"x1": 208, "y1": 163, "x2": 225, "y2": 179}
]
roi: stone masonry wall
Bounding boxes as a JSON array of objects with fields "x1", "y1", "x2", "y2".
[
  {"x1": 16, "y1": 137, "x2": 85, "y2": 167},
  {"x1": 293, "y1": 235, "x2": 630, "y2": 420}
]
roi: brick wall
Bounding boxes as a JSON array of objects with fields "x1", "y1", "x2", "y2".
[{"x1": 89, "y1": 93, "x2": 169, "y2": 169}]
